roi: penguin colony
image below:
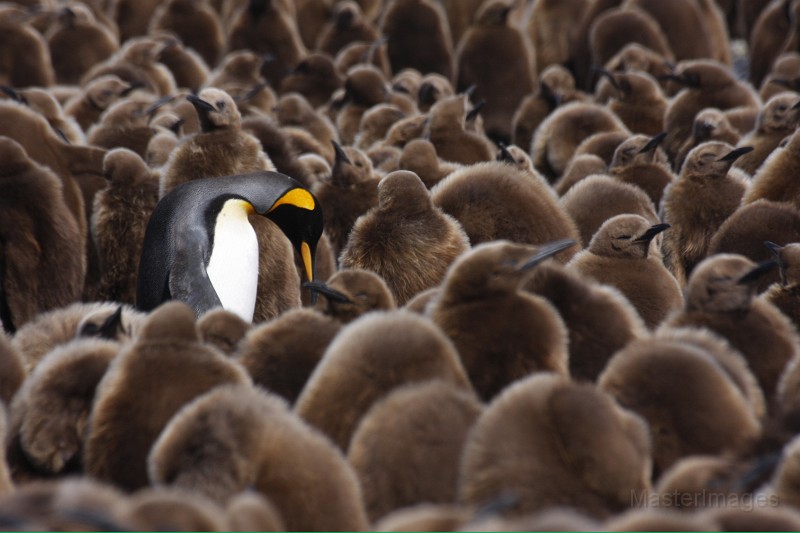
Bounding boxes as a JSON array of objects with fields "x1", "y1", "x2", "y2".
[{"x1": 8, "y1": 0, "x2": 800, "y2": 530}]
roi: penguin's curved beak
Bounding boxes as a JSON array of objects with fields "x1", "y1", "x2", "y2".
[
  {"x1": 633, "y1": 223, "x2": 671, "y2": 244},
  {"x1": 187, "y1": 94, "x2": 215, "y2": 114},
  {"x1": 638, "y1": 132, "x2": 667, "y2": 154},
  {"x1": 517, "y1": 239, "x2": 576, "y2": 271},
  {"x1": 718, "y1": 146, "x2": 753, "y2": 163},
  {"x1": 737, "y1": 259, "x2": 778, "y2": 285},
  {"x1": 303, "y1": 281, "x2": 352, "y2": 304}
]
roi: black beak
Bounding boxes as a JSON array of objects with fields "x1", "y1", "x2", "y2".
[
  {"x1": 792, "y1": 98, "x2": 800, "y2": 110},
  {"x1": 186, "y1": 94, "x2": 215, "y2": 114},
  {"x1": 496, "y1": 143, "x2": 515, "y2": 164},
  {"x1": 331, "y1": 140, "x2": 351, "y2": 166},
  {"x1": 121, "y1": 81, "x2": 145, "y2": 96},
  {"x1": 639, "y1": 132, "x2": 667, "y2": 154},
  {"x1": 718, "y1": 146, "x2": 754, "y2": 163},
  {"x1": 765, "y1": 241, "x2": 787, "y2": 285},
  {"x1": 0, "y1": 85, "x2": 26, "y2": 104},
  {"x1": 517, "y1": 239, "x2": 577, "y2": 271},
  {"x1": 303, "y1": 281, "x2": 352, "y2": 304},
  {"x1": 737, "y1": 259, "x2": 778, "y2": 285},
  {"x1": 145, "y1": 94, "x2": 177, "y2": 116},
  {"x1": 765, "y1": 240, "x2": 784, "y2": 259},
  {"x1": 539, "y1": 81, "x2": 561, "y2": 108},
  {"x1": 593, "y1": 66, "x2": 621, "y2": 92},
  {"x1": 633, "y1": 223, "x2": 671, "y2": 244},
  {"x1": 465, "y1": 99, "x2": 485, "y2": 122}
]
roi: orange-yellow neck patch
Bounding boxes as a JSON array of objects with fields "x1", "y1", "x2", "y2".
[{"x1": 270, "y1": 188, "x2": 315, "y2": 212}]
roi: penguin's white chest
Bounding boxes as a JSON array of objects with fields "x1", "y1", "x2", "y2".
[{"x1": 206, "y1": 200, "x2": 259, "y2": 322}]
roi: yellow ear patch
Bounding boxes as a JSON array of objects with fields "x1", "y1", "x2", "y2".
[
  {"x1": 301, "y1": 242, "x2": 313, "y2": 281},
  {"x1": 270, "y1": 188, "x2": 316, "y2": 211}
]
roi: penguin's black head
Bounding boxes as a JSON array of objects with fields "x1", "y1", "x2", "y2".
[{"x1": 263, "y1": 187, "x2": 324, "y2": 282}]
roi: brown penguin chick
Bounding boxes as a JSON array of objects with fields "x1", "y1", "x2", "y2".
[
  {"x1": 91, "y1": 148, "x2": 159, "y2": 305},
  {"x1": 623, "y1": 0, "x2": 716, "y2": 63},
  {"x1": 415, "y1": 72, "x2": 454, "y2": 113},
  {"x1": 279, "y1": 53, "x2": 343, "y2": 109},
  {"x1": 695, "y1": 0, "x2": 734, "y2": 66},
  {"x1": 660, "y1": 142, "x2": 752, "y2": 285},
  {"x1": 316, "y1": 0, "x2": 379, "y2": 57},
  {"x1": 598, "y1": 334, "x2": 761, "y2": 477},
  {"x1": 196, "y1": 308, "x2": 251, "y2": 357},
  {"x1": 663, "y1": 253, "x2": 800, "y2": 406},
  {"x1": 567, "y1": 215, "x2": 681, "y2": 329},
  {"x1": 380, "y1": 0, "x2": 454, "y2": 80},
  {"x1": 702, "y1": 505, "x2": 800, "y2": 531},
  {"x1": 524, "y1": 0, "x2": 591, "y2": 75},
  {"x1": 572, "y1": 130, "x2": 630, "y2": 166},
  {"x1": 596, "y1": 69, "x2": 667, "y2": 136},
  {"x1": 763, "y1": 242, "x2": 800, "y2": 332},
  {"x1": 606, "y1": 508, "x2": 720, "y2": 531},
  {"x1": 298, "y1": 152, "x2": 332, "y2": 184},
  {"x1": 744, "y1": 128, "x2": 800, "y2": 209},
  {"x1": 512, "y1": 65, "x2": 586, "y2": 153},
  {"x1": 348, "y1": 380, "x2": 482, "y2": 522},
  {"x1": 0, "y1": 477, "x2": 129, "y2": 531},
  {"x1": 85, "y1": 93, "x2": 157, "y2": 158},
  {"x1": 294, "y1": 310, "x2": 472, "y2": 451},
  {"x1": 673, "y1": 107, "x2": 742, "y2": 173},
  {"x1": 10, "y1": 302, "x2": 142, "y2": 372},
  {"x1": 454, "y1": 0, "x2": 536, "y2": 145},
  {"x1": 355, "y1": 103, "x2": 406, "y2": 150},
  {"x1": 149, "y1": 34, "x2": 209, "y2": 93},
  {"x1": 603, "y1": 42, "x2": 675, "y2": 91},
  {"x1": 588, "y1": 7, "x2": 674, "y2": 71},
  {"x1": 339, "y1": 171, "x2": 470, "y2": 305},
  {"x1": 295, "y1": 0, "x2": 332, "y2": 50},
  {"x1": 311, "y1": 142, "x2": 379, "y2": 258},
  {"x1": 431, "y1": 161, "x2": 582, "y2": 259},
  {"x1": 145, "y1": 111, "x2": 183, "y2": 167},
  {"x1": 0, "y1": 10, "x2": 55, "y2": 88},
  {"x1": 653, "y1": 455, "x2": 765, "y2": 511},
  {"x1": 335, "y1": 63, "x2": 390, "y2": 146},
  {"x1": 522, "y1": 261, "x2": 647, "y2": 383},
  {"x1": 234, "y1": 308, "x2": 340, "y2": 404},
  {"x1": 247, "y1": 216, "x2": 303, "y2": 324},
  {"x1": 309, "y1": 268, "x2": 397, "y2": 324},
  {"x1": 559, "y1": 175, "x2": 659, "y2": 248},
  {"x1": 459, "y1": 373, "x2": 651, "y2": 519},
  {"x1": 553, "y1": 153, "x2": 609, "y2": 196},
  {"x1": 398, "y1": 139, "x2": 461, "y2": 190},
  {"x1": 7, "y1": 338, "x2": 118, "y2": 477},
  {"x1": 333, "y1": 39, "x2": 394, "y2": 82},
  {"x1": 532, "y1": 101, "x2": 629, "y2": 181},
  {"x1": 83, "y1": 301, "x2": 251, "y2": 491},
  {"x1": 734, "y1": 92, "x2": 800, "y2": 176},
  {"x1": 112, "y1": 0, "x2": 161, "y2": 42},
  {"x1": 374, "y1": 504, "x2": 472, "y2": 532},
  {"x1": 0, "y1": 138, "x2": 84, "y2": 334},
  {"x1": 118, "y1": 487, "x2": 228, "y2": 531},
  {"x1": 496, "y1": 144, "x2": 535, "y2": 174},
  {"x1": 206, "y1": 50, "x2": 265, "y2": 91},
  {"x1": 0, "y1": 332, "x2": 24, "y2": 405},
  {"x1": 463, "y1": 507, "x2": 604, "y2": 532},
  {"x1": 748, "y1": 0, "x2": 795, "y2": 89},
  {"x1": 148, "y1": 0, "x2": 223, "y2": 69},
  {"x1": 0, "y1": 86, "x2": 85, "y2": 145},
  {"x1": 663, "y1": 59, "x2": 760, "y2": 162},
  {"x1": 226, "y1": 0, "x2": 306, "y2": 87},
  {"x1": 760, "y1": 52, "x2": 800, "y2": 102},
  {"x1": 239, "y1": 115, "x2": 311, "y2": 186},
  {"x1": 45, "y1": 4, "x2": 118, "y2": 86},
  {"x1": 148, "y1": 384, "x2": 368, "y2": 530},
  {"x1": 383, "y1": 113, "x2": 427, "y2": 149},
  {"x1": 430, "y1": 240, "x2": 573, "y2": 400},
  {"x1": 609, "y1": 133, "x2": 675, "y2": 206},
  {"x1": 225, "y1": 491, "x2": 286, "y2": 532},
  {"x1": 159, "y1": 88, "x2": 273, "y2": 197},
  {"x1": 274, "y1": 93, "x2": 337, "y2": 161},
  {"x1": 423, "y1": 93, "x2": 495, "y2": 165},
  {"x1": 63, "y1": 75, "x2": 138, "y2": 133},
  {"x1": 81, "y1": 36, "x2": 177, "y2": 97},
  {"x1": 707, "y1": 201, "x2": 800, "y2": 293}
]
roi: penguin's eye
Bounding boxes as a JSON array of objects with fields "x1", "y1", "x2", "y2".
[
  {"x1": 356, "y1": 292, "x2": 369, "y2": 301},
  {"x1": 778, "y1": 104, "x2": 788, "y2": 112},
  {"x1": 615, "y1": 234, "x2": 632, "y2": 240},
  {"x1": 217, "y1": 100, "x2": 226, "y2": 110}
]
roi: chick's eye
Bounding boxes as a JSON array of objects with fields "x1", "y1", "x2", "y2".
[
  {"x1": 217, "y1": 100, "x2": 226, "y2": 110},
  {"x1": 615, "y1": 234, "x2": 632, "y2": 240}
]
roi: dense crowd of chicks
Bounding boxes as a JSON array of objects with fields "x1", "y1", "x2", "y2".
[{"x1": 6, "y1": 0, "x2": 800, "y2": 530}]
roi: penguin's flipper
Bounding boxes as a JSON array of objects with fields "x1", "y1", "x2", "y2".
[{"x1": 168, "y1": 227, "x2": 223, "y2": 317}]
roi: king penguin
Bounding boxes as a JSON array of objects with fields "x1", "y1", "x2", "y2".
[{"x1": 135, "y1": 172, "x2": 323, "y2": 322}]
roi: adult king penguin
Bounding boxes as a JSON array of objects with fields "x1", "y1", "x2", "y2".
[{"x1": 136, "y1": 172, "x2": 323, "y2": 322}]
